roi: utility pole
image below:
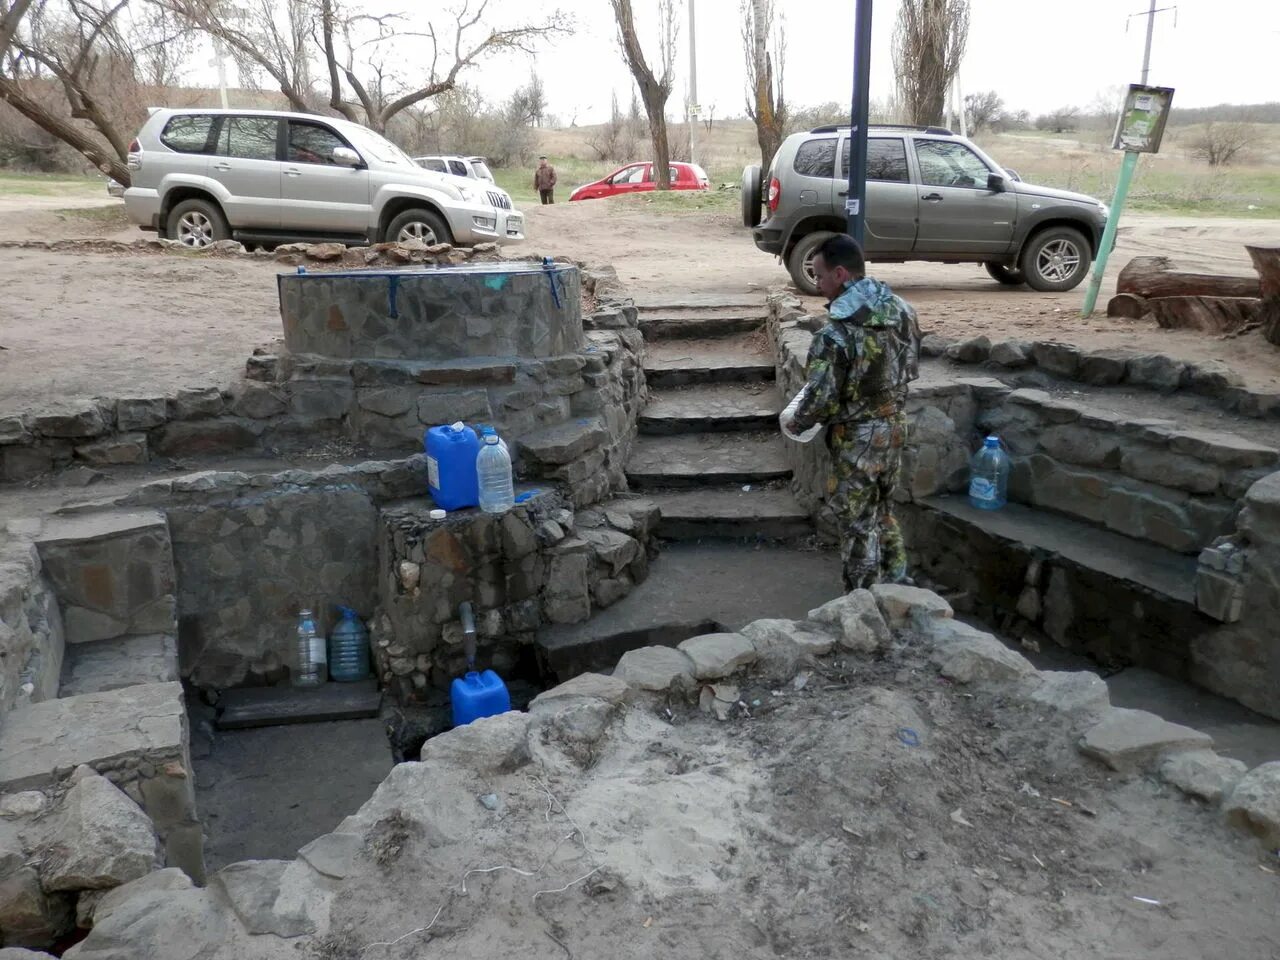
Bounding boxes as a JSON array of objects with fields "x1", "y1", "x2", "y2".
[
  {"x1": 213, "y1": 39, "x2": 230, "y2": 109},
  {"x1": 1129, "y1": 1, "x2": 1176, "y2": 84},
  {"x1": 844, "y1": 0, "x2": 873, "y2": 244},
  {"x1": 687, "y1": 0, "x2": 698, "y2": 167}
]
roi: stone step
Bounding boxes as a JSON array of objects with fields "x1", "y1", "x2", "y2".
[
  {"x1": 639, "y1": 312, "x2": 767, "y2": 340},
  {"x1": 59, "y1": 634, "x2": 179, "y2": 698},
  {"x1": 625, "y1": 433, "x2": 792, "y2": 489},
  {"x1": 215, "y1": 679, "x2": 383, "y2": 730},
  {"x1": 647, "y1": 487, "x2": 813, "y2": 540},
  {"x1": 639, "y1": 384, "x2": 782, "y2": 435},
  {"x1": 632, "y1": 293, "x2": 768, "y2": 311},
  {"x1": 644, "y1": 340, "x2": 775, "y2": 388}
]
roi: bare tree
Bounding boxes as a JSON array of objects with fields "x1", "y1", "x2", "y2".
[
  {"x1": 892, "y1": 0, "x2": 969, "y2": 127},
  {"x1": 963, "y1": 89, "x2": 1001, "y2": 134},
  {"x1": 702, "y1": 102, "x2": 713, "y2": 131},
  {"x1": 508, "y1": 69, "x2": 545, "y2": 127},
  {"x1": 1036, "y1": 106, "x2": 1080, "y2": 134},
  {"x1": 0, "y1": 0, "x2": 153, "y2": 185},
  {"x1": 1190, "y1": 121, "x2": 1256, "y2": 166},
  {"x1": 741, "y1": 0, "x2": 784, "y2": 172},
  {"x1": 163, "y1": 0, "x2": 569, "y2": 133},
  {"x1": 609, "y1": 0, "x2": 677, "y2": 189}
]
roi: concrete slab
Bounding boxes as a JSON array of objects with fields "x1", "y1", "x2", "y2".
[
  {"x1": 646, "y1": 487, "x2": 812, "y2": 540},
  {"x1": 632, "y1": 294, "x2": 767, "y2": 310},
  {"x1": 0, "y1": 682, "x2": 186, "y2": 791},
  {"x1": 59, "y1": 634, "x2": 178, "y2": 697},
  {"x1": 626, "y1": 433, "x2": 792, "y2": 489},
  {"x1": 216, "y1": 680, "x2": 382, "y2": 730},
  {"x1": 537, "y1": 542, "x2": 842, "y2": 683},
  {"x1": 639, "y1": 313, "x2": 765, "y2": 340},
  {"x1": 640, "y1": 384, "x2": 782, "y2": 435},
  {"x1": 643, "y1": 339, "x2": 774, "y2": 388}
]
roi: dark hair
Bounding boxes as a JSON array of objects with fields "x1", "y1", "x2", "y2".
[{"x1": 816, "y1": 234, "x2": 866, "y2": 277}]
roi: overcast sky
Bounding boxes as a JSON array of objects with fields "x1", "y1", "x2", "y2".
[{"x1": 461, "y1": 0, "x2": 1280, "y2": 124}]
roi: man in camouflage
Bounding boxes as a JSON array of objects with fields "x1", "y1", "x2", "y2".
[{"x1": 788, "y1": 234, "x2": 921, "y2": 590}]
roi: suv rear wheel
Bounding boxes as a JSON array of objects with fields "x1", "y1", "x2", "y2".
[
  {"x1": 168, "y1": 199, "x2": 229, "y2": 249},
  {"x1": 387, "y1": 208, "x2": 452, "y2": 246},
  {"x1": 741, "y1": 164, "x2": 763, "y2": 228},
  {"x1": 787, "y1": 230, "x2": 839, "y2": 297},
  {"x1": 984, "y1": 262, "x2": 1025, "y2": 286},
  {"x1": 1020, "y1": 226, "x2": 1091, "y2": 292}
]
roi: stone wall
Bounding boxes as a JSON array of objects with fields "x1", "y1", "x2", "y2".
[{"x1": 0, "y1": 525, "x2": 66, "y2": 713}]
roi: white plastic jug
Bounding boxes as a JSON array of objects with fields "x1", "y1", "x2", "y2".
[{"x1": 779, "y1": 385, "x2": 822, "y2": 443}]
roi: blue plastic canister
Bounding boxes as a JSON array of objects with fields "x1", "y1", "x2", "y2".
[
  {"x1": 450, "y1": 670, "x2": 511, "y2": 727},
  {"x1": 424, "y1": 422, "x2": 481, "y2": 510}
]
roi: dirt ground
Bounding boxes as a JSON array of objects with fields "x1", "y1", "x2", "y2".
[
  {"x1": 1, "y1": 199, "x2": 1279, "y2": 413},
  {"x1": 313, "y1": 633, "x2": 1280, "y2": 960}
]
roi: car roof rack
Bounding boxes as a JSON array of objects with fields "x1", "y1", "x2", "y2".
[{"x1": 809, "y1": 123, "x2": 955, "y2": 136}]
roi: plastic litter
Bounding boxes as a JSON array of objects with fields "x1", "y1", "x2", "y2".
[
  {"x1": 779, "y1": 384, "x2": 823, "y2": 443},
  {"x1": 896, "y1": 727, "x2": 921, "y2": 747},
  {"x1": 429, "y1": 508, "x2": 447, "y2": 521}
]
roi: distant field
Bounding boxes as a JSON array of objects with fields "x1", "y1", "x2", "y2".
[{"x1": 0, "y1": 171, "x2": 102, "y2": 197}]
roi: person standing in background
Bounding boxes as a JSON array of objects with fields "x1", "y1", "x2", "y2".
[{"x1": 534, "y1": 156, "x2": 557, "y2": 204}]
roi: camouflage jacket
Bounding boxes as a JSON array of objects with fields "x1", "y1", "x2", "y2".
[{"x1": 791, "y1": 277, "x2": 921, "y2": 430}]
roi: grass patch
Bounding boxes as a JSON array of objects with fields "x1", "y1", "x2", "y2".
[{"x1": 0, "y1": 171, "x2": 103, "y2": 198}]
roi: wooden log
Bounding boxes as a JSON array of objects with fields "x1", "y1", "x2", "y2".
[
  {"x1": 1246, "y1": 245, "x2": 1280, "y2": 345},
  {"x1": 1145, "y1": 296, "x2": 1258, "y2": 334},
  {"x1": 1117, "y1": 256, "x2": 1262, "y2": 300},
  {"x1": 1106, "y1": 292, "x2": 1149, "y2": 320}
]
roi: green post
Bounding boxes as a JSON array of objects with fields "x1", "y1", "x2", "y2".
[{"x1": 1081, "y1": 149, "x2": 1139, "y2": 317}]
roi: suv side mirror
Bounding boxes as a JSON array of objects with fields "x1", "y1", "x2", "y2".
[
  {"x1": 332, "y1": 147, "x2": 363, "y2": 168},
  {"x1": 987, "y1": 172, "x2": 1006, "y2": 192}
]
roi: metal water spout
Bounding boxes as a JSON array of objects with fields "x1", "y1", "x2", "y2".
[{"x1": 459, "y1": 601, "x2": 477, "y2": 669}]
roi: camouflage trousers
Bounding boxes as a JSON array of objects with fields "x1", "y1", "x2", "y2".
[{"x1": 825, "y1": 413, "x2": 908, "y2": 591}]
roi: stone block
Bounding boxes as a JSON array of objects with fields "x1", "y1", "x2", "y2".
[
  {"x1": 228, "y1": 382, "x2": 287, "y2": 420},
  {"x1": 945, "y1": 335, "x2": 991, "y2": 363},
  {"x1": 115, "y1": 397, "x2": 168, "y2": 432},
  {"x1": 920, "y1": 334, "x2": 953, "y2": 357},
  {"x1": 1037, "y1": 424, "x2": 1121, "y2": 469},
  {"x1": 1159, "y1": 751, "x2": 1247, "y2": 805},
  {"x1": 1102, "y1": 484, "x2": 1196, "y2": 552},
  {"x1": 152, "y1": 419, "x2": 260, "y2": 458},
  {"x1": 613, "y1": 646, "x2": 696, "y2": 692},
  {"x1": 1222, "y1": 762, "x2": 1280, "y2": 848},
  {"x1": 1187, "y1": 360, "x2": 1245, "y2": 398},
  {"x1": 1125, "y1": 354, "x2": 1188, "y2": 393},
  {"x1": 543, "y1": 553, "x2": 589, "y2": 625},
  {"x1": 1119, "y1": 446, "x2": 1220, "y2": 494},
  {"x1": 530, "y1": 672, "x2": 632, "y2": 708},
  {"x1": 170, "y1": 387, "x2": 224, "y2": 420},
  {"x1": 74, "y1": 434, "x2": 148, "y2": 466},
  {"x1": 580, "y1": 528, "x2": 641, "y2": 576},
  {"x1": 0, "y1": 682, "x2": 187, "y2": 792},
  {"x1": 933, "y1": 633, "x2": 1036, "y2": 684},
  {"x1": 1195, "y1": 568, "x2": 1244, "y2": 623},
  {"x1": 741, "y1": 618, "x2": 837, "y2": 657},
  {"x1": 30, "y1": 403, "x2": 107, "y2": 439},
  {"x1": 500, "y1": 512, "x2": 538, "y2": 560},
  {"x1": 870, "y1": 584, "x2": 953, "y2": 628},
  {"x1": 1023, "y1": 670, "x2": 1110, "y2": 717},
  {"x1": 59, "y1": 634, "x2": 178, "y2": 697},
  {"x1": 0, "y1": 416, "x2": 28, "y2": 445},
  {"x1": 989, "y1": 339, "x2": 1032, "y2": 368},
  {"x1": 0, "y1": 864, "x2": 72, "y2": 948},
  {"x1": 1030, "y1": 341, "x2": 1082, "y2": 378},
  {"x1": 1078, "y1": 707, "x2": 1212, "y2": 772},
  {"x1": 416, "y1": 389, "x2": 492, "y2": 426},
  {"x1": 210, "y1": 860, "x2": 313, "y2": 937},
  {"x1": 806, "y1": 590, "x2": 890, "y2": 653},
  {"x1": 61, "y1": 886, "x2": 231, "y2": 960},
  {"x1": 1240, "y1": 472, "x2": 1280, "y2": 543},
  {"x1": 1167, "y1": 431, "x2": 1279, "y2": 470},
  {"x1": 1078, "y1": 350, "x2": 1131, "y2": 385},
  {"x1": 517, "y1": 418, "x2": 609, "y2": 466},
  {"x1": 677, "y1": 632, "x2": 757, "y2": 680},
  {"x1": 244, "y1": 354, "x2": 279, "y2": 383},
  {"x1": 287, "y1": 378, "x2": 353, "y2": 421},
  {"x1": 356, "y1": 387, "x2": 417, "y2": 419},
  {"x1": 0, "y1": 446, "x2": 53, "y2": 482},
  {"x1": 38, "y1": 771, "x2": 158, "y2": 892},
  {"x1": 591, "y1": 576, "x2": 631, "y2": 609}
]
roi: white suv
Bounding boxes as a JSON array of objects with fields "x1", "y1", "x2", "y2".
[
  {"x1": 413, "y1": 155, "x2": 497, "y2": 183},
  {"x1": 123, "y1": 109, "x2": 524, "y2": 249}
]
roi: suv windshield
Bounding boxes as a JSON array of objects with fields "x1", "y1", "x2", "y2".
[{"x1": 346, "y1": 127, "x2": 413, "y2": 166}]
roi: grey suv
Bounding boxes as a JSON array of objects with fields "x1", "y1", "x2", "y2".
[
  {"x1": 744, "y1": 124, "x2": 1108, "y2": 294},
  {"x1": 124, "y1": 108, "x2": 523, "y2": 249}
]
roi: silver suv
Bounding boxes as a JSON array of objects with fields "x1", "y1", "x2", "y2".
[
  {"x1": 124, "y1": 109, "x2": 523, "y2": 249},
  {"x1": 744, "y1": 124, "x2": 1108, "y2": 294}
]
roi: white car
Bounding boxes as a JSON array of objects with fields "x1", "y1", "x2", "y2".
[
  {"x1": 413, "y1": 155, "x2": 497, "y2": 183},
  {"x1": 122, "y1": 108, "x2": 523, "y2": 249}
]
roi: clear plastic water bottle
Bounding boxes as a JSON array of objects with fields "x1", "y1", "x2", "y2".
[
  {"x1": 477, "y1": 428, "x2": 515, "y2": 514},
  {"x1": 294, "y1": 608, "x2": 326, "y2": 687},
  {"x1": 968, "y1": 435, "x2": 1009, "y2": 510}
]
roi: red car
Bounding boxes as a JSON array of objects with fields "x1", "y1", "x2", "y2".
[{"x1": 569, "y1": 161, "x2": 710, "y2": 201}]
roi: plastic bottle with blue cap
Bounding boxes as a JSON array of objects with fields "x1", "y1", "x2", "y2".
[{"x1": 968, "y1": 435, "x2": 1009, "y2": 510}]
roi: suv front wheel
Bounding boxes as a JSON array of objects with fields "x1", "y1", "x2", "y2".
[
  {"x1": 1019, "y1": 226, "x2": 1091, "y2": 292},
  {"x1": 387, "y1": 208, "x2": 453, "y2": 246},
  {"x1": 787, "y1": 230, "x2": 839, "y2": 297},
  {"x1": 168, "y1": 199, "x2": 229, "y2": 249}
]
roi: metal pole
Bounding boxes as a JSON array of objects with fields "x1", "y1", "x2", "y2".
[
  {"x1": 687, "y1": 0, "x2": 697, "y2": 166},
  {"x1": 845, "y1": 0, "x2": 873, "y2": 244},
  {"x1": 955, "y1": 71, "x2": 967, "y2": 137},
  {"x1": 1081, "y1": 150, "x2": 1138, "y2": 316},
  {"x1": 215, "y1": 41, "x2": 229, "y2": 109},
  {"x1": 1141, "y1": 0, "x2": 1156, "y2": 83}
]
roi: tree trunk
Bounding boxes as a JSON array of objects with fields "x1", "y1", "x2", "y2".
[
  {"x1": 1145, "y1": 296, "x2": 1258, "y2": 334},
  {"x1": 643, "y1": 87, "x2": 671, "y2": 189},
  {"x1": 0, "y1": 77, "x2": 131, "y2": 186},
  {"x1": 1246, "y1": 244, "x2": 1280, "y2": 345},
  {"x1": 1117, "y1": 255, "x2": 1262, "y2": 300},
  {"x1": 1106, "y1": 292, "x2": 1148, "y2": 320}
]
